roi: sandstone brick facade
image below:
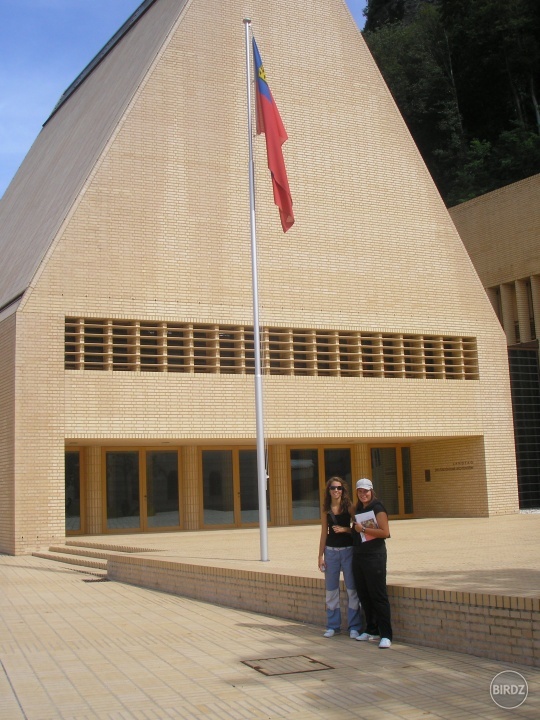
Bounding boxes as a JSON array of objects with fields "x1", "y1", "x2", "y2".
[{"x1": 0, "y1": 0, "x2": 518, "y2": 554}]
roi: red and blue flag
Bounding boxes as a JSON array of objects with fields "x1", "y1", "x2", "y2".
[{"x1": 252, "y1": 37, "x2": 294, "y2": 233}]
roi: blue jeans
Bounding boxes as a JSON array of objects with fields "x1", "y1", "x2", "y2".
[{"x1": 324, "y1": 546, "x2": 361, "y2": 632}]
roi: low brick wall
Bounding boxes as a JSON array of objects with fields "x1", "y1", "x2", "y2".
[
  {"x1": 107, "y1": 556, "x2": 539, "y2": 668},
  {"x1": 390, "y1": 585, "x2": 539, "y2": 667}
]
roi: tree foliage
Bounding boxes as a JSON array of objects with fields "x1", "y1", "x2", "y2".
[{"x1": 363, "y1": 0, "x2": 540, "y2": 205}]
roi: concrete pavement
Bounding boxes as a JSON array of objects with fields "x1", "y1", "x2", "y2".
[{"x1": 1, "y1": 513, "x2": 539, "y2": 719}]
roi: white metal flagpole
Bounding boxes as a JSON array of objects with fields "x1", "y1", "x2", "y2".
[{"x1": 243, "y1": 18, "x2": 269, "y2": 562}]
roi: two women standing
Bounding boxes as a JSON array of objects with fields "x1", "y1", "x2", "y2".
[{"x1": 319, "y1": 476, "x2": 393, "y2": 648}]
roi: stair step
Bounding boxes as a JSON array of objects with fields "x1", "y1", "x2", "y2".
[
  {"x1": 66, "y1": 540, "x2": 156, "y2": 553},
  {"x1": 48, "y1": 544, "x2": 129, "y2": 560},
  {"x1": 32, "y1": 551, "x2": 107, "y2": 571},
  {"x1": 32, "y1": 539, "x2": 157, "y2": 573}
]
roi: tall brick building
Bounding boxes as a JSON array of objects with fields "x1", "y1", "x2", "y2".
[{"x1": 0, "y1": 0, "x2": 518, "y2": 555}]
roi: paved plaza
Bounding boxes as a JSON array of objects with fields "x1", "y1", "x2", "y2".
[
  {"x1": 63, "y1": 513, "x2": 540, "y2": 596},
  {"x1": 0, "y1": 514, "x2": 539, "y2": 719}
]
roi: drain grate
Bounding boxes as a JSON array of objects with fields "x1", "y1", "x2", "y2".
[
  {"x1": 82, "y1": 577, "x2": 110, "y2": 583},
  {"x1": 242, "y1": 655, "x2": 334, "y2": 676}
]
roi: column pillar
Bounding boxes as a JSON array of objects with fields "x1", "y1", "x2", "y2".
[
  {"x1": 530, "y1": 275, "x2": 540, "y2": 340},
  {"x1": 352, "y1": 444, "x2": 371, "y2": 484},
  {"x1": 486, "y1": 287, "x2": 500, "y2": 319},
  {"x1": 182, "y1": 446, "x2": 199, "y2": 530},
  {"x1": 500, "y1": 283, "x2": 517, "y2": 345},
  {"x1": 515, "y1": 278, "x2": 531, "y2": 343},
  {"x1": 85, "y1": 446, "x2": 103, "y2": 535},
  {"x1": 268, "y1": 445, "x2": 289, "y2": 526}
]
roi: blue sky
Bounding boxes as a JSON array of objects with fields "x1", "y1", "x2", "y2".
[{"x1": 0, "y1": 1, "x2": 367, "y2": 198}]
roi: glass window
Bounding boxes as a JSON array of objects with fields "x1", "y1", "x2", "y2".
[
  {"x1": 323, "y1": 448, "x2": 352, "y2": 490},
  {"x1": 202, "y1": 450, "x2": 234, "y2": 525},
  {"x1": 106, "y1": 451, "x2": 140, "y2": 529},
  {"x1": 402, "y1": 447, "x2": 414, "y2": 514},
  {"x1": 65, "y1": 451, "x2": 81, "y2": 531},
  {"x1": 239, "y1": 449, "x2": 270, "y2": 524},
  {"x1": 146, "y1": 451, "x2": 180, "y2": 528},
  {"x1": 290, "y1": 449, "x2": 320, "y2": 521},
  {"x1": 371, "y1": 448, "x2": 399, "y2": 515}
]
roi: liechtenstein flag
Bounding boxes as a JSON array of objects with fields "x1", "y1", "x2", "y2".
[{"x1": 253, "y1": 37, "x2": 294, "y2": 233}]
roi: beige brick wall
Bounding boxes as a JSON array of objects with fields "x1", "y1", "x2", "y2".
[
  {"x1": 450, "y1": 174, "x2": 540, "y2": 358},
  {"x1": 412, "y1": 437, "x2": 489, "y2": 517},
  {"x1": 13, "y1": 312, "x2": 66, "y2": 554},
  {"x1": 0, "y1": 312, "x2": 16, "y2": 554},
  {"x1": 391, "y1": 586, "x2": 539, "y2": 667},
  {"x1": 450, "y1": 174, "x2": 540, "y2": 288}
]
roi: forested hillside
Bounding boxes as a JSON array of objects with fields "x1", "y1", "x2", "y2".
[{"x1": 362, "y1": 0, "x2": 540, "y2": 206}]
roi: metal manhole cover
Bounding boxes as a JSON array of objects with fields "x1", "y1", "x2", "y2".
[{"x1": 242, "y1": 655, "x2": 334, "y2": 676}]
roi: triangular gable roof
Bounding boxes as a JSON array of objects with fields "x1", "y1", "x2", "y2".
[
  {"x1": 0, "y1": 0, "x2": 185, "y2": 311},
  {"x1": 0, "y1": 0, "x2": 496, "y2": 335}
]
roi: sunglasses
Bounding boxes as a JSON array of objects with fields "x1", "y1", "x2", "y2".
[{"x1": 329, "y1": 486, "x2": 343, "y2": 491}]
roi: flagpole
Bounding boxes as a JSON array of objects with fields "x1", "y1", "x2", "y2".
[{"x1": 244, "y1": 18, "x2": 269, "y2": 562}]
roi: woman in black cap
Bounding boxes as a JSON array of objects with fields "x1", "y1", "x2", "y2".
[{"x1": 351, "y1": 478, "x2": 393, "y2": 648}]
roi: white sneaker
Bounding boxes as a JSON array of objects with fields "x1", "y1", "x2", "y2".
[
  {"x1": 356, "y1": 632, "x2": 380, "y2": 642},
  {"x1": 349, "y1": 630, "x2": 360, "y2": 639},
  {"x1": 323, "y1": 629, "x2": 339, "y2": 638},
  {"x1": 379, "y1": 638, "x2": 392, "y2": 649}
]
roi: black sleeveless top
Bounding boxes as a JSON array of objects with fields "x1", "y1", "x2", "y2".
[{"x1": 325, "y1": 509, "x2": 353, "y2": 548}]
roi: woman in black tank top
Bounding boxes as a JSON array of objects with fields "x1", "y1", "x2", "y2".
[{"x1": 318, "y1": 477, "x2": 361, "y2": 638}]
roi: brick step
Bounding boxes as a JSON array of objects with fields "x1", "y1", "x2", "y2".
[
  {"x1": 32, "y1": 540, "x2": 158, "y2": 573},
  {"x1": 33, "y1": 550, "x2": 107, "y2": 571},
  {"x1": 65, "y1": 540, "x2": 156, "y2": 554},
  {"x1": 48, "y1": 544, "x2": 130, "y2": 560}
]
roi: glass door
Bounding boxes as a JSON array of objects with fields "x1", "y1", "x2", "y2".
[
  {"x1": 146, "y1": 451, "x2": 180, "y2": 528},
  {"x1": 201, "y1": 448, "x2": 269, "y2": 527},
  {"x1": 65, "y1": 450, "x2": 83, "y2": 533},
  {"x1": 290, "y1": 449, "x2": 320, "y2": 521},
  {"x1": 105, "y1": 451, "x2": 140, "y2": 530},
  {"x1": 370, "y1": 446, "x2": 414, "y2": 517},
  {"x1": 105, "y1": 449, "x2": 181, "y2": 531},
  {"x1": 202, "y1": 449, "x2": 234, "y2": 526},
  {"x1": 239, "y1": 449, "x2": 270, "y2": 524},
  {"x1": 324, "y1": 448, "x2": 352, "y2": 489},
  {"x1": 290, "y1": 447, "x2": 352, "y2": 522}
]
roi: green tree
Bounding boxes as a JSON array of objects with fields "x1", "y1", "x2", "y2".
[
  {"x1": 365, "y1": 4, "x2": 465, "y2": 202},
  {"x1": 363, "y1": 0, "x2": 540, "y2": 205}
]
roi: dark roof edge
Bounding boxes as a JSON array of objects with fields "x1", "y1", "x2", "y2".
[
  {"x1": 44, "y1": 0, "x2": 158, "y2": 126},
  {"x1": 0, "y1": 292, "x2": 25, "y2": 316}
]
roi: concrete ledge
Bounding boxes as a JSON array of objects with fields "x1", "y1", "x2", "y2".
[{"x1": 107, "y1": 555, "x2": 539, "y2": 668}]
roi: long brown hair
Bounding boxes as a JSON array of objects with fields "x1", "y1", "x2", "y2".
[{"x1": 323, "y1": 476, "x2": 352, "y2": 513}]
